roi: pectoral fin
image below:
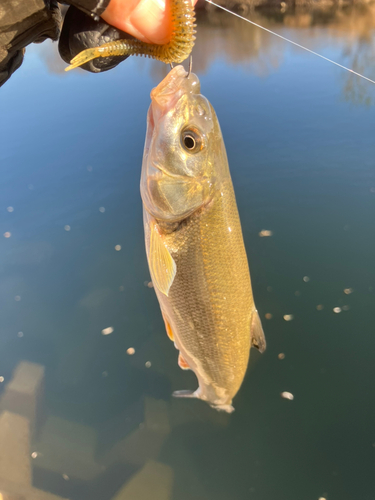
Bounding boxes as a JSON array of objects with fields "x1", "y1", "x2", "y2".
[
  {"x1": 150, "y1": 222, "x2": 176, "y2": 296},
  {"x1": 251, "y1": 310, "x2": 266, "y2": 353}
]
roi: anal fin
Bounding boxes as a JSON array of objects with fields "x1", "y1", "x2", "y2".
[{"x1": 251, "y1": 310, "x2": 266, "y2": 353}]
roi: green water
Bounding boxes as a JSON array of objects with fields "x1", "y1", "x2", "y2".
[{"x1": 0, "y1": 6, "x2": 374, "y2": 500}]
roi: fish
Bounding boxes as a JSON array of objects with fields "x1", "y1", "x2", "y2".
[{"x1": 141, "y1": 65, "x2": 266, "y2": 413}]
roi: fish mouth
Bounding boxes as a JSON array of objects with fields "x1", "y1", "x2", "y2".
[
  {"x1": 150, "y1": 65, "x2": 200, "y2": 122},
  {"x1": 151, "y1": 66, "x2": 187, "y2": 114}
]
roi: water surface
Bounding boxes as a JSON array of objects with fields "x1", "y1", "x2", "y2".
[{"x1": 0, "y1": 6, "x2": 375, "y2": 500}]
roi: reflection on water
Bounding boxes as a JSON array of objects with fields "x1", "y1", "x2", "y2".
[
  {"x1": 1, "y1": 4, "x2": 375, "y2": 500},
  {"x1": 0, "y1": 361, "x2": 228, "y2": 499},
  {"x1": 154, "y1": 5, "x2": 375, "y2": 104}
]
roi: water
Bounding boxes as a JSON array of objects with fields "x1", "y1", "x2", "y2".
[{"x1": 1, "y1": 5, "x2": 375, "y2": 499}]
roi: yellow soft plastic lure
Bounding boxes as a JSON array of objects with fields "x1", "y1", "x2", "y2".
[{"x1": 65, "y1": 0, "x2": 196, "y2": 71}]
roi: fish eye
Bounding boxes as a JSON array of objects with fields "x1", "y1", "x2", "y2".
[
  {"x1": 184, "y1": 135, "x2": 195, "y2": 149},
  {"x1": 181, "y1": 127, "x2": 204, "y2": 153}
]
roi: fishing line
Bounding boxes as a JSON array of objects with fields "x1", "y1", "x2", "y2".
[{"x1": 205, "y1": 0, "x2": 375, "y2": 85}]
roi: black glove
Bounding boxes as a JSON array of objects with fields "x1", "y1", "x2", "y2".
[
  {"x1": 58, "y1": 5, "x2": 134, "y2": 73},
  {"x1": 0, "y1": 0, "x2": 61, "y2": 87},
  {"x1": 0, "y1": 50, "x2": 25, "y2": 88}
]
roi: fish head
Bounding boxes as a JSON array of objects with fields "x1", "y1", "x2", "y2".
[{"x1": 141, "y1": 65, "x2": 227, "y2": 222}]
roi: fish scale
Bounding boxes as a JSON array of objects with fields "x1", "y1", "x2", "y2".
[
  {"x1": 170, "y1": 180, "x2": 252, "y2": 385},
  {"x1": 148, "y1": 180, "x2": 253, "y2": 406}
]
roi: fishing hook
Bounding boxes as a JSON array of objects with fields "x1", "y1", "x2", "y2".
[
  {"x1": 186, "y1": 54, "x2": 193, "y2": 78},
  {"x1": 170, "y1": 55, "x2": 192, "y2": 77}
]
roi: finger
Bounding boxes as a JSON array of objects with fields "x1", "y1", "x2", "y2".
[{"x1": 101, "y1": 0, "x2": 198, "y2": 45}]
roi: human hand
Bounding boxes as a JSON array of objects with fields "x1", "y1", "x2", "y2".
[
  {"x1": 102, "y1": 0, "x2": 198, "y2": 45},
  {"x1": 59, "y1": 0, "x2": 198, "y2": 73}
]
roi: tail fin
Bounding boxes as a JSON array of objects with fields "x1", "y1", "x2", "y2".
[
  {"x1": 173, "y1": 390, "x2": 235, "y2": 413},
  {"x1": 210, "y1": 403, "x2": 235, "y2": 413}
]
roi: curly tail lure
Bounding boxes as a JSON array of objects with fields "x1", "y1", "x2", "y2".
[{"x1": 65, "y1": 0, "x2": 196, "y2": 71}]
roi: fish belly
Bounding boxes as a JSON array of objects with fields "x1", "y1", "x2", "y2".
[{"x1": 146, "y1": 179, "x2": 254, "y2": 404}]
